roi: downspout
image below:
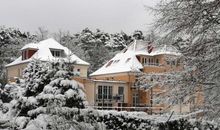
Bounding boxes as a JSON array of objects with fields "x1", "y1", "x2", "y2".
[
  {"x1": 94, "y1": 80, "x2": 96, "y2": 108},
  {"x1": 128, "y1": 72, "x2": 131, "y2": 109},
  {"x1": 5, "y1": 67, "x2": 8, "y2": 84},
  {"x1": 150, "y1": 87, "x2": 153, "y2": 115}
]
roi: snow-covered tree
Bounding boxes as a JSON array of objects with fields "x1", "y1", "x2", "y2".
[
  {"x1": 35, "y1": 27, "x2": 49, "y2": 41},
  {"x1": 151, "y1": 0, "x2": 220, "y2": 119},
  {"x1": 133, "y1": 30, "x2": 144, "y2": 40},
  {"x1": 135, "y1": 68, "x2": 202, "y2": 114},
  {"x1": 0, "y1": 26, "x2": 29, "y2": 85},
  {"x1": 145, "y1": 31, "x2": 163, "y2": 46},
  {"x1": 0, "y1": 78, "x2": 25, "y2": 104},
  {"x1": 59, "y1": 32, "x2": 87, "y2": 61},
  {"x1": 23, "y1": 59, "x2": 51, "y2": 97},
  {"x1": 106, "y1": 31, "x2": 133, "y2": 50},
  {"x1": 0, "y1": 59, "x2": 86, "y2": 129},
  {"x1": 74, "y1": 28, "x2": 114, "y2": 73},
  {"x1": 21, "y1": 60, "x2": 85, "y2": 116}
]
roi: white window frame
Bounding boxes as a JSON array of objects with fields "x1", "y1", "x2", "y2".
[
  {"x1": 97, "y1": 85, "x2": 113, "y2": 100},
  {"x1": 50, "y1": 49, "x2": 63, "y2": 57}
]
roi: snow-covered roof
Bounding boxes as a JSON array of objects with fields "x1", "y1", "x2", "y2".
[
  {"x1": 90, "y1": 50, "x2": 143, "y2": 76},
  {"x1": 127, "y1": 40, "x2": 181, "y2": 56},
  {"x1": 90, "y1": 40, "x2": 181, "y2": 76},
  {"x1": 21, "y1": 43, "x2": 38, "y2": 50},
  {"x1": 6, "y1": 38, "x2": 89, "y2": 67}
]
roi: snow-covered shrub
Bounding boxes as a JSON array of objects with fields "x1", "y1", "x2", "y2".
[
  {"x1": 75, "y1": 109, "x2": 219, "y2": 130},
  {"x1": 0, "y1": 85, "x2": 13, "y2": 103},
  {"x1": 0, "y1": 78, "x2": 24, "y2": 103}
]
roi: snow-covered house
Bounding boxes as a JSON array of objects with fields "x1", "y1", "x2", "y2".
[
  {"x1": 5, "y1": 38, "x2": 89, "y2": 81},
  {"x1": 84, "y1": 40, "x2": 193, "y2": 113}
]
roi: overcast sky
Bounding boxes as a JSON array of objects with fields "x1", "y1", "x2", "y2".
[{"x1": 0, "y1": 0, "x2": 159, "y2": 34}]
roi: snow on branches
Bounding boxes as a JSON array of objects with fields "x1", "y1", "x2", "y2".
[{"x1": 152, "y1": 0, "x2": 220, "y2": 120}]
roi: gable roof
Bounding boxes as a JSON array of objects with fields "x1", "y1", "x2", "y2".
[
  {"x1": 6, "y1": 38, "x2": 89, "y2": 67},
  {"x1": 90, "y1": 40, "x2": 181, "y2": 76}
]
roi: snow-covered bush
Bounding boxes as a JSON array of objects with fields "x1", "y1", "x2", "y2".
[
  {"x1": 0, "y1": 78, "x2": 24, "y2": 103},
  {"x1": 63, "y1": 109, "x2": 220, "y2": 130},
  {"x1": 17, "y1": 107, "x2": 218, "y2": 130}
]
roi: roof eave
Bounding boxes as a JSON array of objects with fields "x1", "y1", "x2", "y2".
[{"x1": 90, "y1": 70, "x2": 141, "y2": 77}]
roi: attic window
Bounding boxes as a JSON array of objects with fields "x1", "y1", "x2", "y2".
[
  {"x1": 50, "y1": 49, "x2": 63, "y2": 57},
  {"x1": 125, "y1": 58, "x2": 131, "y2": 63},
  {"x1": 106, "y1": 60, "x2": 113, "y2": 67},
  {"x1": 22, "y1": 49, "x2": 37, "y2": 60}
]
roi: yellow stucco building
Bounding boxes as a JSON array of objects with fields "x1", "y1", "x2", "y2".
[{"x1": 81, "y1": 40, "x2": 204, "y2": 114}]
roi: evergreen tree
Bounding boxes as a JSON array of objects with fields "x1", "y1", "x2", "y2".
[
  {"x1": 107, "y1": 31, "x2": 133, "y2": 50},
  {"x1": 76, "y1": 28, "x2": 113, "y2": 73},
  {"x1": 0, "y1": 26, "x2": 28, "y2": 85},
  {"x1": 23, "y1": 59, "x2": 51, "y2": 97},
  {"x1": 133, "y1": 30, "x2": 144, "y2": 40},
  {"x1": 1, "y1": 59, "x2": 86, "y2": 127}
]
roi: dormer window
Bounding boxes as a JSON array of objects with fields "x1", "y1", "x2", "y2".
[
  {"x1": 22, "y1": 49, "x2": 37, "y2": 60},
  {"x1": 50, "y1": 49, "x2": 64, "y2": 57}
]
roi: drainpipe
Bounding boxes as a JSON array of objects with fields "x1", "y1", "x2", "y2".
[
  {"x1": 179, "y1": 97, "x2": 182, "y2": 114},
  {"x1": 94, "y1": 81, "x2": 96, "y2": 109},
  {"x1": 128, "y1": 72, "x2": 131, "y2": 110},
  {"x1": 5, "y1": 68, "x2": 8, "y2": 83},
  {"x1": 150, "y1": 87, "x2": 153, "y2": 115}
]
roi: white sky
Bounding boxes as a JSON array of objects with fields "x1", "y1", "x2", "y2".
[{"x1": 0, "y1": 0, "x2": 159, "y2": 34}]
